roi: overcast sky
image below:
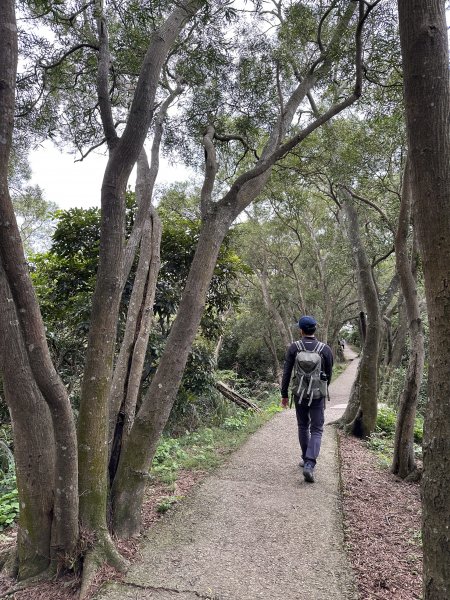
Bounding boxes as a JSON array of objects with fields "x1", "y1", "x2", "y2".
[{"x1": 29, "y1": 141, "x2": 193, "y2": 210}]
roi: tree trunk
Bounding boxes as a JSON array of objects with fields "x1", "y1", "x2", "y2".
[
  {"x1": 0, "y1": 0, "x2": 78, "y2": 561},
  {"x1": 109, "y1": 207, "x2": 161, "y2": 481},
  {"x1": 108, "y1": 149, "x2": 162, "y2": 455},
  {"x1": 339, "y1": 200, "x2": 381, "y2": 437},
  {"x1": 397, "y1": 2, "x2": 450, "y2": 596},
  {"x1": 77, "y1": 0, "x2": 202, "y2": 537},
  {"x1": 0, "y1": 267, "x2": 55, "y2": 579},
  {"x1": 390, "y1": 296, "x2": 408, "y2": 367},
  {"x1": 110, "y1": 208, "x2": 232, "y2": 537},
  {"x1": 391, "y1": 163, "x2": 424, "y2": 479}
]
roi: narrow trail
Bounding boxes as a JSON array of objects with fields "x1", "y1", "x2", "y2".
[{"x1": 96, "y1": 348, "x2": 360, "y2": 600}]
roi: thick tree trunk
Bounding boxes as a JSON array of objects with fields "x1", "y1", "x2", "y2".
[
  {"x1": 77, "y1": 0, "x2": 202, "y2": 535},
  {"x1": 391, "y1": 164, "x2": 424, "y2": 479},
  {"x1": 398, "y1": 2, "x2": 450, "y2": 597},
  {"x1": 339, "y1": 200, "x2": 381, "y2": 437},
  {"x1": 0, "y1": 268, "x2": 55, "y2": 579},
  {"x1": 0, "y1": 0, "x2": 78, "y2": 560}
]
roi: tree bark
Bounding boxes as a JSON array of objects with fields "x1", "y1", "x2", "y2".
[
  {"x1": 339, "y1": 200, "x2": 381, "y2": 437},
  {"x1": 77, "y1": 0, "x2": 202, "y2": 535},
  {"x1": 397, "y1": 2, "x2": 450, "y2": 596},
  {"x1": 0, "y1": 0, "x2": 78, "y2": 559},
  {"x1": 109, "y1": 206, "x2": 161, "y2": 480},
  {"x1": 0, "y1": 267, "x2": 55, "y2": 579},
  {"x1": 390, "y1": 295, "x2": 408, "y2": 367},
  {"x1": 108, "y1": 149, "x2": 162, "y2": 454},
  {"x1": 391, "y1": 164, "x2": 424, "y2": 479}
]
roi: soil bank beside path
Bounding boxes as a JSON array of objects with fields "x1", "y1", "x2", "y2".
[{"x1": 96, "y1": 350, "x2": 360, "y2": 600}]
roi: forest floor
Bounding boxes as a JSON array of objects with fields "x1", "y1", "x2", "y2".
[{"x1": 0, "y1": 351, "x2": 423, "y2": 600}]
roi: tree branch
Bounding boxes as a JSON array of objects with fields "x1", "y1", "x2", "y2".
[
  {"x1": 95, "y1": 0, "x2": 118, "y2": 148},
  {"x1": 340, "y1": 185, "x2": 394, "y2": 233},
  {"x1": 39, "y1": 43, "x2": 99, "y2": 71},
  {"x1": 201, "y1": 124, "x2": 218, "y2": 218}
]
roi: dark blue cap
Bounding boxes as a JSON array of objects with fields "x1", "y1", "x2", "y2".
[{"x1": 298, "y1": 315, "x2": 317, "y2": 330}]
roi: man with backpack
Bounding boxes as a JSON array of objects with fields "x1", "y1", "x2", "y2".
[{"x1": 281, "y1": 315, "x2": 333, "y2": 483}]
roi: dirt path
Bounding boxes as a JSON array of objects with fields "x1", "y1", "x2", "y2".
[{"x1": 96, "y1": 356, "x2": 360, "y2": 600}]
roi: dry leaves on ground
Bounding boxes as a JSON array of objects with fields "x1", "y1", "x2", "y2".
[{"x1": 339, "y1": 431, "x2": 422, "y2": 600}]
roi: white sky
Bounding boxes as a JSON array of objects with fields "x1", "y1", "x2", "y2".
[{"x1": 29, "y1": 141, "x2": 193, "y2": 209}]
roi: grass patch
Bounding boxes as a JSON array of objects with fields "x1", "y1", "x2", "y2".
[
  {"x1": 333, "y1": 362, "x2": 347, "y2": 380},
  {"x1": 150, "y1": 395, "x2": 282, "y2": 484}
]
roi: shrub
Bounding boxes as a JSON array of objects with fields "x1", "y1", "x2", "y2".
[{"x1": 376, "y1": 405, "x2": 397, "y2": 436}]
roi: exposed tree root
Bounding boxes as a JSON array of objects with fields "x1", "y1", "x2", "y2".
[
  {"x1": 0, "y1": 546, "x2": 18, "y2": 579},
  {"x1": 79, "y1": 533, "x2": 128, "y2": 600},
  {"x1": 404, "y1": 467, "x2": 422, "y2": 483},
  {"x1": 0, "y1": 566, "x2": 56, "y2": 598}
]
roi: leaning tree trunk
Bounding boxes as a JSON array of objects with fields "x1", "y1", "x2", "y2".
[
  {"x1": 391, "y1": 164, "x2": 424, "y2": 479},
  {"x1": 338, "y1": 200, "x2": 381, "y2": 437},
  {"x1": 398, "y1": 2, "x2": 450, "y2": 597},
  {"x1": 111, "y1": 207, "x2": 233, "y2": 537},
  {"x1": 0, "y1": 267, "x2": 55, "y2": 580}
]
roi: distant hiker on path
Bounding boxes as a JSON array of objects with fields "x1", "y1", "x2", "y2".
[{"x1": 281, "y1": 315, "x2": 333, "y2": 483}]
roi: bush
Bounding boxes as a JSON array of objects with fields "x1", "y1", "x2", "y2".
[
  {"x1": 376, "y1": 405, "x2": 397, "y2": 436},
  {"x1": 0, "y1": 481, "x2": 19, "y2": 530}
]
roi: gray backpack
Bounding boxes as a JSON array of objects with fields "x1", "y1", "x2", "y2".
[{"x1": 293, "y1": 340, "x2": 327, "y2": 404}]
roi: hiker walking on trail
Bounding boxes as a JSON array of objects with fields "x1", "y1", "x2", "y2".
[{"x1": 281, "y1": 315, "x2": 333, "y2": 483}]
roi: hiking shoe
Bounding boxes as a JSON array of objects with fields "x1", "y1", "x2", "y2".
[
  {"x1": 299, "y1": 457, "x2": 305, "y2": 468},
  {"x1": 303, "y1": 463, "x2": 315, "y2": 483}
]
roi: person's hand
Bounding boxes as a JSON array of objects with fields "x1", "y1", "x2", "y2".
[{"x1": 281, "y1": 397, "x2": 289, "y2": 409}]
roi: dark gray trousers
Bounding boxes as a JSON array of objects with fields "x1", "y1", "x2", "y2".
[{"x1": 294, "y1": 396, "x2": 325, "y2": 466}]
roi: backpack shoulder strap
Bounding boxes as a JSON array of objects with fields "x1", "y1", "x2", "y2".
[
  {"x1": 295, "y1": 341, "x2": 305, "y2": 352},
  {"x1": 315, "y1": 342, "x2": 325, "y2": 354}
]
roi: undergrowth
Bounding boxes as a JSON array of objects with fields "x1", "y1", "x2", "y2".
[{"x1": 366, "y1": 404, "x2": 424, "y2": 468}]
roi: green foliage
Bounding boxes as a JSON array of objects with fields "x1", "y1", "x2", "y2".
[
  {"x1": 365, "y1": 434, "x2": 394, "y2": 469},
  {"x1": 156, "y1": 495, "x2": 183, "y2": 514},
  {"x1": 0, "y1": 482, "x2": 20, "y2": 530},
  {"x1": 375, "y1": 405, "x2": 397, "y2": 436},
  {"x1": 222, "y1": 413, "x2": 250, "y2": 431},
  {"x1": 378, "y1": 366, "x2": 406, "y2": 407},
  {"x1": 366, "y1": 405, "x2": 424, "y2": 466},
  {"x1": 413, "y1": 415, "x2": 424, "y2": 445},
  {"x1": 13, "y1": 185, "x2": 57, "y2": 254},
  {"x1": 31, "y1": 188, "x2": 246, "y2": 414}
]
